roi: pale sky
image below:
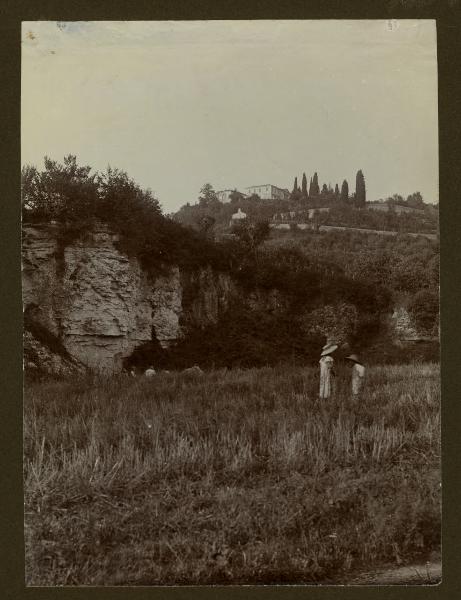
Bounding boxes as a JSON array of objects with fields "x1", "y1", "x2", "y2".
[{"x1": 22, "y1": 20, "x2": 438, "y2": 212}]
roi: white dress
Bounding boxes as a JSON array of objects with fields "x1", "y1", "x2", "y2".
[
  {"x1": 319, "y1": 355, "x2": 334, "y2": 399},
  {"x1": 351, "y1": 363, "x2": 365, "y2": 395}
]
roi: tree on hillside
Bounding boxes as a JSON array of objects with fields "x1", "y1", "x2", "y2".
[
  {"x1": 387, "y1": 194, "x2": 405, "y2": 208},
  {"x1": 195, "y1": 214, "x2": 216, "y2": 240},
  {"x1": 198, "y1": 183, "x2": 220, "y2": 209},
  {"x1": 22, "y1": 155, "x2": 99, "y2": 222},
  {"x1": 98, "y1": 166, "x2": 161, "y2": 217},
  {"x1": 406, "y1": 191, "x2": 424, "y2": 209},
  {"x1": 321, "y1": 183, "x2": 329, "y2": 195},
  {"x1": 355, "y1": 170, "x2": 366, "y2": 207},
  {"x1": 301, "y1": 173, "x2": 308, "y2": 198},
  {"x1": 21, "y1": 165, "x2": 39, "y2": 212},
  {"x1": 290, "y1": 176, "x2": 302, "y2": 202},
  {"x1": 334, "y1": 183, "x2": 340, "y2": 198},
  {"x1": 247, "y1": 193, "x2": 261, "y2": 202},
  {"x1": 231, "y1": 220, "x2": 271, "y2": 254},
  {"x1": 309, "y1": 172, "x2": 320, "y2": 196},
  {"x1": 229, "y1": 189, "x2": 246, "y2": 204},
  {"x1": 408, "y1": 288, "x2": 439, "y2": 334},
  {"x1": 340, "y1": 179, "x2": 349, "y2": 203}
]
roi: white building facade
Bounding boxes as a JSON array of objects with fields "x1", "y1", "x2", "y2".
[{"x1": 245, "y1": 184, "x2": 290, "y2": 200}]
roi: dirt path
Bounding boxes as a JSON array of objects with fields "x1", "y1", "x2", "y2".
[{"x1": 348, "y1": 561, "x2": 441, "y2": 585}]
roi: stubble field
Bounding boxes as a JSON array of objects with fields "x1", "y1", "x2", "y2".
[{"x1": 24, "y1": 363, "x2": 441, "y2": 585}]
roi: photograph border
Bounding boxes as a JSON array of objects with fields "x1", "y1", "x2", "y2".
[{"x1": 2, "y1": 1, "x2": 460, "y2": 598}]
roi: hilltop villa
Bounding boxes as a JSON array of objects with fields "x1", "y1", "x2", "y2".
[
  {"x1": 245, "y1": 184, "x2": 290, "y2": 200},
  {"x1": 217, "y1": 183, "x2": 289, "y2": 202}
]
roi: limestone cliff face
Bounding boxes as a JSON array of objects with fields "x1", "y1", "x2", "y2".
[
  {"x1": 22, "y1": 224, "x2": 434, "y2": 373},
  {"x1": 179, "y1": 268, "x2": 237, "y2": 327},
  {"x1": 22, "y1": 225, "x2": 239, "y2": 372}
]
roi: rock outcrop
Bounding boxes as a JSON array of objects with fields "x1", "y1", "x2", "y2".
[
  {"x1": 391, "y1": 306, "x2": 420, "y2": 341},
  {"x1": 390, "y1": 306, "x2": 427, "y2": 342},
  {"x1": 22, "y1": 224, "x2": 436, "y2": 373},
  {"x1": 22, "y1": 224, "x2": 242, "y2": 372},
  {"x1": 23, "y1": 330, "x2": 85, "y2": 376}
]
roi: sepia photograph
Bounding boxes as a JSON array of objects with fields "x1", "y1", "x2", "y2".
[{"x1": 21, "y1": 19, "x2": 440, "y2": 586}]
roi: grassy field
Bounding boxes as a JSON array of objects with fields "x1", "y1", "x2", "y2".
[{"x1": 24, "y1": 363, "x2": 441, "y2": 585}]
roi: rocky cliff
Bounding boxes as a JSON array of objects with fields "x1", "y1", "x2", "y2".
[
  {"x1": 22, "y1": 224, "x2": 435, "y2": 374},
  {"x1": 22, "y1": 224, "x2": 246, "y2": 372}
]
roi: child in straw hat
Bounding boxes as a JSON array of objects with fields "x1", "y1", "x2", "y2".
[
  {"x1": 319, "y1": 343, "x2": 338, "y2": 399},
  {"x1": 345, "y1": 354, "x2": 365, "y2": 397}
]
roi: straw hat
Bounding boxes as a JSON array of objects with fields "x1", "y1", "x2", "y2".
[
  {"x1": 321, "y1": 343, "x2": 338, "y2": 357},
  {"x1": 345, "y1": 354, "x2": 363, "y2": 365}
]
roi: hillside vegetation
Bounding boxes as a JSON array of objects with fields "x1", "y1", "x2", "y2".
[
  {"x1": 174, "y1": 182, "x2": 438, "y2": 235},
  {"x1": 24, "y1": 364, "x2": 441, "y2": 585},
  {"x1": 22, "y1": 157, "x2": 439, "y2": 371},
  {"x1": 22, "y1": 156, "x2": 232, "y2": 276},
  {"x1": 267, "y1": 228, "x2": 439, "y2": 333}
]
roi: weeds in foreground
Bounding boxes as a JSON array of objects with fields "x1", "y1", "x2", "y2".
[{"x1": 24, "y1": 363, "x2": 441, "y2": 585}]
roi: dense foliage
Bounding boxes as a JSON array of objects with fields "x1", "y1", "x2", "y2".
[
  {"x1": 269, "y1": 229, "x2": 439, "y2": 337},
  {"x1": 123, "y1": 239, "x2": 398, "y2": 372},
  {"x1": 22, "y1": 157, "x2": 232, "y2": 275},
  {"x1": 279, "y1": 229, "x2": 439, "y2": 296},
  {"x1": 126, "y1": 243, "x2": 403, "y2": 372}
]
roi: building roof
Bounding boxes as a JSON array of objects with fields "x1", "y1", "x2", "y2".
[
  {"x1": 246, "y1": 184, "x2": 286, "y2": 190},
  {"x1": 217, "y1": 189, "x2": 247, "y2": 195}
]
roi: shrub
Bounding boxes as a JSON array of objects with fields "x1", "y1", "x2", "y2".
[{"x1": 408, "y1": 289, "x2": 439, "y2": 334}]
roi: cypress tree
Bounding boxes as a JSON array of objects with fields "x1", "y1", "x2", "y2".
[
  {"x1": 312, "y1": 172, "x2": 320, "y2": 196},
  {"x1": 309, "y1": 177, "x2": 314, "y2": 196},
  {"x1": 340, "y1": 179, "x2": 349, "y2": 203},
  {"x1": 301, "y1": 172, "x2": 308, "y2": 197},
  {"x1": 290, "y1": 176, "x2": 300, "y2": 201},
  {"x1": 335, "y1": 183, "x2": 340, "y2": 197},
  {"x1": 355, "y1": 169, "x2": 366, "y2": 207}
]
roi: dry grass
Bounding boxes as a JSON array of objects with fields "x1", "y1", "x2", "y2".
[{"x1": 24, "y1": 363, "x2": 441, "y2": 585}]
